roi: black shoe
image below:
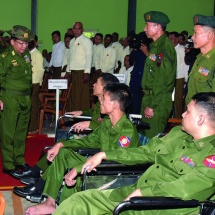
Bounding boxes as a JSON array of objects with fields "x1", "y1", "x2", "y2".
[
  {"x1": 3, "y1": 168, "x2": 20, "y2": 179},
  {"x1": 26, "y1": 194, "x2": 43, "y2": 203},
  {"x1": 13, "y1": 184, "x2": 42, "y2": 198},
  {"x1": 20, "y1": 177, "x2": 39, "y2": 185},
  {"x1": 10, "y1": 169, "x2": 36, "y2": 179},
  {"x1": 16, "y1": 163, "x2": 31, "y2": 171}
]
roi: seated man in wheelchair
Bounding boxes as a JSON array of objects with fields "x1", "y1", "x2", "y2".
[
  {"x1": 12, "y1": 73, "x2": 119, "y2": 190},
  {"x1": 22, "y1": 83, "x2": 141, "y2": 215},
  {"x1": 51, "y1": 92, "x2": 215, "y2": 215}
]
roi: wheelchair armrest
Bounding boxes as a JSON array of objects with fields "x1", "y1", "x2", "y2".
[
  {"x1": 76, "y1": 148, "x2": 100, "y2": 156},
  {"x1": 113, "y1": 197, "x2": 200, "y2": 215}
]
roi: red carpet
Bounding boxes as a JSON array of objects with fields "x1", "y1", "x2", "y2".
[{"x1": 0, "y1": 134, "x2": 55, "y2": 190}]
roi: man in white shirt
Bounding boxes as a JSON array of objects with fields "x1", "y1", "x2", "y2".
[
  {"x1": 119, "y1": 37, "x2": 132, "y2": 66},
  {"x1": 49, "y1": 31, "x2": 65, "y2": 78},
  {"x1": 111, "y1": 32, "x2": 123, "y2": 73},
  {"x1": 169, "y1": 31, "x2": 189, "y2": 118},
  {"x1": 67, "y1": 22, "x2": 93, "y2": 111},
  {"x1": 95, "y1": 34, "x2": 116, "y2": 74},
  {"x1": 28, "y1": 35, "x2": 44, "y2": 133}
]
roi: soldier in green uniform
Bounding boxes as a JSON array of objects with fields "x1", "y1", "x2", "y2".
[
  {"x1": 0, "y1": 25, "x2": 34, "y2": 177},
  {"x1": 52, "y1": 92, "x2": 215, "y2": 215},
  {"x1": 185, "y1": 14, "x2": 215, "y2": 105},
  {"x1": 24, "y1": 83, "x2": 140, "y2": 215},
  {"x1": 141, "y1": 11, "x2": 176, "y2": 139}
]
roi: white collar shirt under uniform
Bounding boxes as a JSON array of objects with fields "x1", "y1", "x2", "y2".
[
  {"x1": 175, "y1": 44, "x2": 189, "y2": 81},
  {"x1": 119, "y1": 65, "x2": 134, "y2": 86},
  {"x1": 92, "y1": 43, "x2": 104, "y2": 68},
  {"x1": 95, "y1": 46, "x2": 116, "y2": 74},
  {"x1": 68, "y1": 34, "x2": 93, "y2": 73},
  {"x1": 49, "y1": 41, "x2": 65, "y2": 67},
  {"x1": 30, "y1": 48, "x2": 44, "y2": 84}
]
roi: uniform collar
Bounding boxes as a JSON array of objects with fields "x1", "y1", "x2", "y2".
[
  {"x1": 150, "y1": 33, "x2": 166, "y2": 49},
  {"x1": 197, "y1": 47, "x2": 215, "y2": 62}
]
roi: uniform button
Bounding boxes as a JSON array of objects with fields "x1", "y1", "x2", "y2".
[
  {"x1": 170, "y1": 160, "x2": 173, "y2": 163},
  {"x1": 157, "y1": 149, "x2": 160, "y2": 152},
  {"x1": 180, "y1": 169, "x2": 183, "y2": 172},
  {"x1": 182, "y1": 146, "x2": 185, "y2": 149},
  {"x1": 156, "y1": 165, "x2": 159, "y2": 168},
  {"x1": 145, "y1": 180, "x2": 148, "y2": 183}
]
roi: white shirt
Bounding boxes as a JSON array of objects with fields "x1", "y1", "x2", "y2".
[
  {"x1": 175, "y1": 44, "x2": 189, "y2": 81},
  {"x1": 95, "y1": 46, "x2": 116, "y2": 74},
  {"x1": 68, "y1": 34, "x2": 93, "y2": 73},
  {"x1": 110, "y1": 41, "x2": 123, "y2": 62},
  {"x1": 92, "y1": 43, "x2": 103, "y2": 67},
  {"x1": 119, "y1": 66, "x2": 134, "y2": 86},
  {"x1": 30, "y1": 48, "x2": 44, "y2": 84},
  {"x1": 119, "y1": 46, "x2": 132, "y2": 64},
  {"x1": 49, "y1": 41, "x2": 65, "y2": 67}
]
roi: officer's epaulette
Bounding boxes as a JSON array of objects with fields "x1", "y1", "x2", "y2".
[{"x1": 210, "y1": 139, "x2": 215, "y2": 147}]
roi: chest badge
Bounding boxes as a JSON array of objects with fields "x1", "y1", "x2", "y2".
[
  {"x1": 118, "y1": 136, "x2": 131, "y2": 147},
  {"x1": 180, "y1": 156, "x2": 195, "y2": 167},
  {"x1": 198, "y1": 67, "x2": 210, "y2": 76},
  {"x1": 203, "y1": 155, "x2": 215, "y2": 168}
]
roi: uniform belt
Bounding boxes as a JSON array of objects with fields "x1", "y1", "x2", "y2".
[
  {"x1": 142, "y1": 90, "x2": 153, "y2": 95},
  {"x1": 1, "y1": 88, "x2": 30, "y2": 96}
]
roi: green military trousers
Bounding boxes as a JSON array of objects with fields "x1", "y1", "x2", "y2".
[
  {"x1": 0, "y1": 92, "x2": 31, "y2": 170},
  {"x1": 42, "y1": 148, "x2": 87, "y2": 203}
]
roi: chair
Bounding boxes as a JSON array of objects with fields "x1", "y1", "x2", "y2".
[
  {"x1": 113, "y1": 196, "x2": 215, "y2": 215},
  {"x1": 0, "y1": 192, "x2": 5, "y2": 215},
  {"x1": 38, "y1": 83, "x2": 72, "y2": 134}
]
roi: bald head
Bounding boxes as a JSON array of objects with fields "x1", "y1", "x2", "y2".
[{"x1": 73, "y1": 22, "x2": 84, "y2": 38}]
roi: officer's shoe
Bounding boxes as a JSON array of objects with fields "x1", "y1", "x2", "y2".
[
  {"x1": 13, "y1": 184, "x2": 42, "y2": 198},
  {"x1": 16, "y1": 163, "x2": 31, "y2": 171},
  {"x1": 10, "y1": 168, "x2": 36, "y2": 179},
  {"x1": 21, "y1": 177, "x2": 38, "y2": 185},
  {"x1": 3, "y1": 168, "x2": 20, "y2": 179}
]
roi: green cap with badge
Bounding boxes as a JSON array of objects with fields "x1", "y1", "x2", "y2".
[
  {"x1": 144, "y1": 11, "x2": 170, "y2": 25},
  {"x1": 193, "y1": 14, "x2": 215, "y2": 28},
  {"x1": 6, "y1": 25, "x2": 34, "y2": 42}
]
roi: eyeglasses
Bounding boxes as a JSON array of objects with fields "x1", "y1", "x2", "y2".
[{"x1": 15, "y1": 40, "x2": 28, "y2": 46}]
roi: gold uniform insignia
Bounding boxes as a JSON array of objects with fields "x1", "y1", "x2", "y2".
[
  {"x1": 12, "y1": 51, "x2": 15, "y2": 56},
  {"x1": 146, "y1": 14, "x2": 151, "y2": 21},
  {"x1": 24, "y1": 33, "x2": 28, "y2": 38},
  {"x1": 11, "y1": 59, "x2": 19, "y2": 66},
  {"x1": 194, "y1": 16, "x2": 199, "y2": 24}
]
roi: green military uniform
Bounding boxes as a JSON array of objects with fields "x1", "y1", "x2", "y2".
[
  {"x1": 141, "y1": 12, "x2": 176, "y2": 139},
  {"x1": 185, "y1": 15, "x2": 215, "y2": 105},
  {"x1": 36, "y1": 101, "x2": 103, "y2": 171},
  {"x1": 0, "y1": 26, "x2": 33, "y2": 170},
  {"x1": 42, "y1": 114, "x2": 140, "y2": 204},
  {"x1": 82, "y1": 101, "x2": 103, "y2": 130},
  {"x1": 54, "y1": 125, "x2": 215, "y2": 215}
]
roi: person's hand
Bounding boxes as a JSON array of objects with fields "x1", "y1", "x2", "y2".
[
  {"x1": 64, "y1": 167, "x2": 78, "y2": 186},
  {"x1": 124, "y1": 189, "x2": 142, "y2": 201},
  {"x1": 65, "y1": 111, "x2": 82, "y2": 117},
  {"x1": 81, "y1": 152, "x2": 106, "y2": 174},
  {"x1": 140, "y1": 44, "x2": 149, "y2": 56},
  {"x1": 0, "y1": 100, "x2": 3, "y2": 110},
  {"x1": 82, "y1": 73, "x2": 89, "y2": 84},
  {"x1": 72, "y1": 121, "x2": 90, "y2": 133},
  {"x1": 47, "y1": 142, "x2": 63, "y2": 162},
  {"x1": 144, "y1": 107, "x2": 154, "y2": 118}
]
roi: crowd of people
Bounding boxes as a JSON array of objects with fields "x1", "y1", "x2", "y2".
[{"x1": 0, "y1": 10, "x2": 214, "y2": 215}]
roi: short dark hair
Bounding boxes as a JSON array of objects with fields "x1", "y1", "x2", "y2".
[
  {"x1": 99, "y1": 73, "x2": 119, "y2": 86},
  {"x1": 178, "y1": 33, "x2": 186, "y2": 40},
  {"x1": 95, "y1": 33, "x2": 103, "y2": 39},
  {"x1": 104, "y1": 83, "x2": 132, "y2": 112},
  {"x1": 105, "y1": 34, "x2": 112, "y2": 40},
  {"x1": 169, "y1": 31, "x2": 179, "y2": 38},
  {"x1": 51, "y1": 30, "x2": 61, "y2": 37},
  {"x1": 192, "y1": 92, "x2": 215, "y2": 122}
]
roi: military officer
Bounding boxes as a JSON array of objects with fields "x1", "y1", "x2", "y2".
[
  {"x1": 185, "y1": 14, "x2": 215, "y2": 105},
  {"x1": 20, "y1": 83, "x2": 140, "y2": 215},
  {"x1": 141, "y1": 11, "x2": 177, "y2": 139},
  {"x1": 0, "y1": 25, "x2": 34, "y2": 177},
  {"x1": 52, "y1": 92, "x2": 215, "y2": 215}
]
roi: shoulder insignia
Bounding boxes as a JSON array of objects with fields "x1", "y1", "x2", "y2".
[
  {"x1": 1, "y1": 53, "x2": 7, "y2": 58},
  {"x1": 203, "y1": 155, "x2": 215, "y2": 168},
  {"x1": 118, "y1": 136, "x2": 131, "y2": 147}
]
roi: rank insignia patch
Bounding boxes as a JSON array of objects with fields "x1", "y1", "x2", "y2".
[
  {"x1": 198, "y1": 67, "x2": 210, "y2": 76},
  {"x1": 149, "y1": 54, "x2": 156, "y2": 61},
  {"x1": 203, "y1": 155, "x2": 215, "y2": 168},
  {"x1": 118, "y1": 136, "x2": 131, "y2": 147}
]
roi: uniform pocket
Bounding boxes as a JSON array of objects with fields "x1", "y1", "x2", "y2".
[{"x1": 193, "y1": 71, "x2": 209, "y2": 83}]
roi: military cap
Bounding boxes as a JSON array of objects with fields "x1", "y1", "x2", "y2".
[
  {"x1": 6, "y1": 25, "x2": 34, "y2": 42},
  {"x1": 144, "y1": 11, "x2": 170, "y2": 25},
  {"x1": 0, "y1": 30, "x2": 5, "y2": 37},
  {"x1": 193, "y1": 14, "x2": 215, "y2": 28}
]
